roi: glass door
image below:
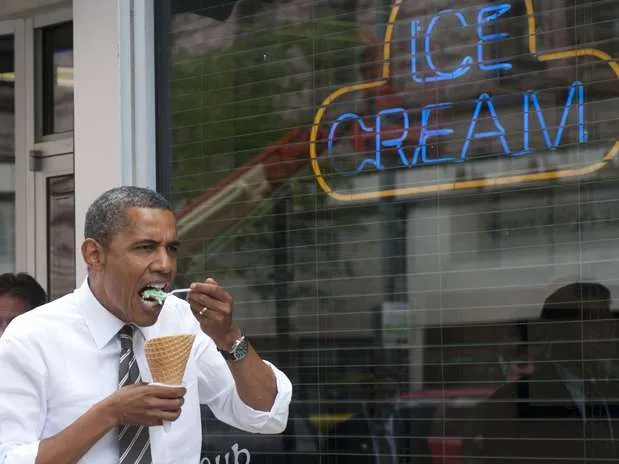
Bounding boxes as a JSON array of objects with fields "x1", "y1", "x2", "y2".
[
  {"x1": 0, "y1": 27, "x2": 15, "y2": 273},
  {"x1": 30, "y1": 10, "x2": 74, "y2": 300},
  {"x1": 0, "y1": 8, "x2": 74, "y2": 298},
  {"x1": 34, "y1": 152, "x2": 74, "y2": 300}
]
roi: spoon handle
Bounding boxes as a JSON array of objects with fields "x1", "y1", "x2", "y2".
[
  {"x1": 168, "y1": 288, "x2": 191, "y2": 299},
  {"x1": 169, "y1": 288, "x2": 191, "y2": 294}
]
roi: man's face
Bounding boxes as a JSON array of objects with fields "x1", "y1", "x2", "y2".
[
  {"x1": 86, "y1": 207, "x2": 179, "y2": 326},
  {"x1": 0, "y1": 294, "x2": 29, "y2": 337}
]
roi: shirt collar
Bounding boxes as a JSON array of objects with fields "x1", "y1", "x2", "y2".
[{"x1": 76, "y1": 278, "x2": 146, "y2": 349}]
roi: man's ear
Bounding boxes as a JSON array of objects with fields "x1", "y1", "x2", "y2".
[{"x1": 81, "y1": 238, "x2": 106, "y2": 271}]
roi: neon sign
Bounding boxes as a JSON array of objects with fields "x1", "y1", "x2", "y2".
[{"x1": 309, "y1": 0, "x2": 619, "y2": 201}]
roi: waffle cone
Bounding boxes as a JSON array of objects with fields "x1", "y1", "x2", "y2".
[{"x1": 144, "y1": 335, "x2": 195, "y2": 385}]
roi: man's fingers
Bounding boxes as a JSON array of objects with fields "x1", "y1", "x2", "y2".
[
  {"x1": 145, "y1": 397, "x2": 184, "y2": 411},
  {"x1": 189, "y1": 281, "x2": 232, "y2": 303},
  {"x1": 193, "y1": 307, "x2": 228, "y2": 326},
  {"x1": 141, "y1": 410, "x2": 182, "y2": 426},
  {"x1": 153, "y1": 409, "x2": 183, "y2": 422},
  {"x1": 147, "y1": 385, "x2": 186, "y2": 398},
  {"x1": 188, "y1": 294, "x2": 230, "y2": 316}
]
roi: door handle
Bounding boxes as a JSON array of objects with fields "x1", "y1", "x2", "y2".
[{"x1": 29, "y1": 150, "x2": 44, "y2": 172}]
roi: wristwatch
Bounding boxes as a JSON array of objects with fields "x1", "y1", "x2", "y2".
[{"x1": 219, "y1": 334, "x2": 249, "y2": 362}]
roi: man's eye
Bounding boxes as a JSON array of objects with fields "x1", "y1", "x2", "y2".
[{"x1": 168, "y1": 245, "x2": 179, "y2": 253}]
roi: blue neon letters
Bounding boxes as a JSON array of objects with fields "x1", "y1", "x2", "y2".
[
  {"x1": 327, "y1": 2, "x2": 589, "y2": 175},
  {"x1": 477, "y1": 4, "x2": 513, "y2": 72},
  {"x1": 410, "y1": 10, "x2": 473, "y2": 83},
  {"x1": 460, "y1": 93, "x2": 511, "y2": 160},
  {"x1": 412, "y1": 103, "x2": 456, "y2": 165},
  {"x1": 328, "y1": 81, "x2": 586, "y2": 172},
  {"x1": 411, "y1": 3, "x2": 512, "y2": 82}
]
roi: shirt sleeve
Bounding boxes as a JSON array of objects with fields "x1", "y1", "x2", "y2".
[
  {"x1": 0, "y1": 327, "x2": 46, "y2": 464},
  {"x1": 193, "y1": 332, "x2": 293, "y2": 434}
]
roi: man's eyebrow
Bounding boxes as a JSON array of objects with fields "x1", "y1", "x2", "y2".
[
  {"x1": 132, "y1": 239, "x2": 181, "y2": 248},
  {"x1": 133, "y1": 239, "x2": 159, "y2": 246}
]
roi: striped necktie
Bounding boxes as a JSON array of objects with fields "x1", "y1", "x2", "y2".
[{"x1": 118, "y1": 325, "x2": 152, "y2": 464}]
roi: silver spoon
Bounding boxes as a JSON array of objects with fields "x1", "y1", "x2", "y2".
[{"x1": 167, "y1": 288, "x2": 191, "y2": 299}]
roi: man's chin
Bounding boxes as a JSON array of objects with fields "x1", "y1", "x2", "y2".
[
  {"x1": 133, "y1": 301, "x2": 162, "y2": 326},
  {"x1": 134, "y1": 317, "x2": 158, "y2": 327}
]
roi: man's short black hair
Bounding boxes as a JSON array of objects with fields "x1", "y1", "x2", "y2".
[
  {"x1": 0, "y1": 272, "x2": 47, "y2": 310},
  {"x1": 84, "y1": 186, "x2": 173, "y2": 248},
  {"x1": 541, "y1": 282, "x2": 611, "y2": 320}
]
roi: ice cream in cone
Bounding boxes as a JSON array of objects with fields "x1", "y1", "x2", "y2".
[{"x1": 144, "y1": 334, "x2": 195, "y2": 385}]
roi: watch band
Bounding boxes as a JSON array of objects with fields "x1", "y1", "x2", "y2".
[{"x1": 218, "y1": 334, "x2": 248, "y2": 361}]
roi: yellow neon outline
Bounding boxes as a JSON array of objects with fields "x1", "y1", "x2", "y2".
[{"x1": 309, "y1": 0, "x2": 619, "y2": 201}]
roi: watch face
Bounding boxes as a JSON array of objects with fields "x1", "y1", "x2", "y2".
[{"x1": 232, "y1": 336, "x2": 249, "y2": 361}]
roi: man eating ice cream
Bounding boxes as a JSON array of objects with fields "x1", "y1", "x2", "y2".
[{"x1": 0, "y1": 186, "x2": 292, "y2": 464}]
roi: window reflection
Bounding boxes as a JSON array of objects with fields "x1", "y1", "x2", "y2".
[
  {"x1": 0, "y1": 35, "x2": 15, "y2": 273},
  {"x1": 46, "y1": 175, "x2": 74, "y2": 301},
  {"x1": 39, "y1": 22, "x2": 73, "y2": 136},
  {"x1": 463, "y1": 282, "x2": 619, "y2": 462},
  {"x1": 162, "y1": 0, "x2": 619, "y2": 462}
]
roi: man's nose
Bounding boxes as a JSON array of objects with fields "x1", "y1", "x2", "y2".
[{"x1": 151, "y1": 247, "x2": 175, "y2": 274}]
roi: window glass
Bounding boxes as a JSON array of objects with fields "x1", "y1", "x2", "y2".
[
  {"x1": 159, "y1": 0, "x2": 619, "y2": 462},
  {"x1": 39, "y1": 21, "x2": 73, "y2": 136},
  {"x1": 46, "y1": 174, "x2": 74, "y2": 300},
  {"x1": 0, "y1": 35, "x2": 15, "y2": 273}
]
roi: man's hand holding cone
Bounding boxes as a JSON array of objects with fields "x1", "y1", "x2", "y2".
[{"x1": 143, "y1": 334, "x2": 195, "y2": 431}]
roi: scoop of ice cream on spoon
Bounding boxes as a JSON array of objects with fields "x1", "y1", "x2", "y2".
[{"x1": 141, "y1": 288, "x2": 191, "y2": 305}]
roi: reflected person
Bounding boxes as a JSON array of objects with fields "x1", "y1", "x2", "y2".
[
  {"x1": 324, "y1": 374, "x2": 398, "y2": 464},
  {"x1": 462, "y1": 282, "x2": 619, "y2": 463}
]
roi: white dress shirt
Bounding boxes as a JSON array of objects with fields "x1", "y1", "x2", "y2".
[{"x1": 0, "y1": 280, "x2": 292, "y2": 463}]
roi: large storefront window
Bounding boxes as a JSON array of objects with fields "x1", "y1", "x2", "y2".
[{"x1": 157, "y1": 0, "x2": 619, "y2": 462}]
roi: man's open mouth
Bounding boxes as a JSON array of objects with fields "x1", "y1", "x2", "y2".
[{"x1": 139, "y1": 284, "x2": 168, "y2": 306}]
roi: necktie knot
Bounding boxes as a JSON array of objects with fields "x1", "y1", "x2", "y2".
[
  {"x1": 120, "y1": 324, "x2": 134, "y2": 337},
  {"x1": 119, "y1": 325, "x2": 134, "y2": 350}
]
